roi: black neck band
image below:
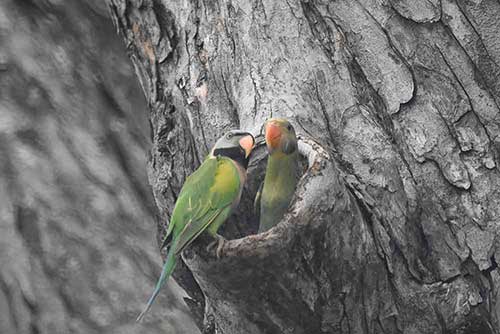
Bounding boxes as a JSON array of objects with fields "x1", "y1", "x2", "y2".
[{"x1": 213, "y1": 147, "x2": 249, "y2": 169}]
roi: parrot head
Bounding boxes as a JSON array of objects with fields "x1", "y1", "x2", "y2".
[
  {"x1": 264, "y1": 118, "x2": 298, "y2": 155},
  {"x1": 212, "y1": 130, "x2": 255, "y2": 169}
]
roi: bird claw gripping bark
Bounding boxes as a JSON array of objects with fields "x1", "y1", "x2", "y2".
[{"x1": 206, "y1": 234, "x2": 226, "y2": 259}]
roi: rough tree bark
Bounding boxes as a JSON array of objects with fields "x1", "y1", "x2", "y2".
[
  {"x1": 0, "y1": 1, "x2": 198, "y2": 333},
  {"x1": 108, "y1": 0, "x2": 500, "y2": 333}
]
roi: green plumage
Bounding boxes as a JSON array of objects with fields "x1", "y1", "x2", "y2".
[
  {"x1": 137, "y1": 155, "x2": 241, "y2": 321},
  {"x1": 258, "y1": 152, "x2": 298, "y2": 232}
]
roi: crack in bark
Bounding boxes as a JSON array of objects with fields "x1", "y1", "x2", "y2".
[
  {"x1": 436, "y1": 35, "x2": 499, "y2": 147},
  {"x1": 220, "y1": 71, "x2": 240, "y2": 128},
  {"x1": 440, "y1": 20, "x2": 500, "y2": 113},
  {"x1": 312, "y1": 74, "x2": 336, "y2": 147},
  {"x1": 453, "y1": 1, "x2": 500, "y2": 69},
  {"x1": 249, "y1": 69, "x2": 261, "y2": 120}
]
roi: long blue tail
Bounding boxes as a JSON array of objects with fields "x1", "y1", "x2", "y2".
[{"x1": 136, "y1": 249, "x2": 177, "y2": 322}]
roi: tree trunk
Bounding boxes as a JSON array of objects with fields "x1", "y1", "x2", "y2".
[
  {"x1": 0, "y1": 1, "x2": 199, "y2": 333},
  {"x1": 107, "y1": 0, "x2": 500, "y2": 333}
]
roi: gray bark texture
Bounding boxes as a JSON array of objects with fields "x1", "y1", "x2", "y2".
[
  {"x1": 108, "y1": 0, "x2": 500, "y2": 333},
  {"x1": 0, "y1": 1, "x2": 199, "y2": 333}
]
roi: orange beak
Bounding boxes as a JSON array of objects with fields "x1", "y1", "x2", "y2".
[
  {"x1": 265, "y1": 122, "x2": 281, "y2": 149},
  {"x1": 239, "y1": 135, "x2": 255, "y2": 158}
]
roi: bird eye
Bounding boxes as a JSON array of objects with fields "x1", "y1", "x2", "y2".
[{"x1": 226, "y1": 132, "x2": 233, "y2": 139}]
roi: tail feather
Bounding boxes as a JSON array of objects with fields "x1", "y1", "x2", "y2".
[{"x1": 136, "y1": 250, "x2": 177, "y2": 322}]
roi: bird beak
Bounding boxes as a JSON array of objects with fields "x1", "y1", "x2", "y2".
[
  {"x1": 239, "y1": 134, "x2": 255, "y2": 158},
  {"x1": 265, "y1": 121, "x2": 281, "y2": 149}
]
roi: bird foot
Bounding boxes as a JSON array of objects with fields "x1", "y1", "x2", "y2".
[{"x1": 206, "y1": 234, "x2": 226, "y2": 259}]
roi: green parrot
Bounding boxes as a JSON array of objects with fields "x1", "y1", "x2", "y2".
[
  {"x1": 136, "y1": 130, "x2": 255, "y2": 322},
  {"x1": 257, "y1": 118, "x2": 298, "y2": 233}
]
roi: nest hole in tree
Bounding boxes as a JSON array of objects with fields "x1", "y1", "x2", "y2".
[
  {"x1": 179, "y1": 136, "x2": 336, "y2": 326},
  {"x1": 216, "y1": 137, "x2": 309, "y2": 240}
]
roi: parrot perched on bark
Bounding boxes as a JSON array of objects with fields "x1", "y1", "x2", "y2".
[
  {"x1": 136, "y1": 130, "x2": 255, "y2": 322},
  {"x1": 257, "y1": 118, "x2": 298, "y2": 233}
]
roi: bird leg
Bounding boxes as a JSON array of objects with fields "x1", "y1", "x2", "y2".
[{"x1": 206, "y1": 234, "x2": 226, "y2": 259}]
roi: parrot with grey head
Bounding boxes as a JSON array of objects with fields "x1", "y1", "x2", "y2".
[
  {"x1": 256, "y1": 118, "x2": 298, "y2": 233},
  {"x1": 136, "y1": 130, "x2": 255, "y2": 322}
]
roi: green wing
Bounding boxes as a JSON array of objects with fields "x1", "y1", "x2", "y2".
[
  {"x1": 167, "y1": 156, "x2": 241, "y2": 254},
  {"x1": 161, "y1": 158, "x2": 217, "y2": 245},
  {"x1": 137, "y1": 156, "x2": 241, "y2": 321}
]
